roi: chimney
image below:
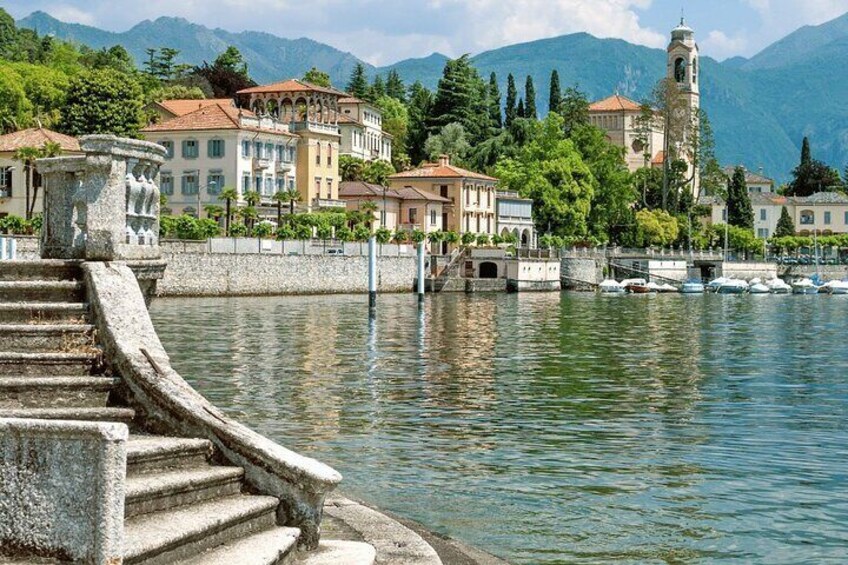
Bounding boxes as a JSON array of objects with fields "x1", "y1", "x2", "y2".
[{"x1": 439, "y1": 154, "x2": 450, "y2": 167}]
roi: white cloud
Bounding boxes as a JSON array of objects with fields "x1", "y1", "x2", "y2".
[
  {"x1": 43, "y1": 3, "x2": 95, "y2": 25},
  {"x1": 701, "y1": 29, "x2": 749, "y2": 60}
]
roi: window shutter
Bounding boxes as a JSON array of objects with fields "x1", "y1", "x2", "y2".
[
  {"x1": 207, "y1": 140, "x2": 214, "y2": 158},
  {"x1": 182, "y1": 140, "x2": 188, "y2": 158},
  {"x1": 181, "y1": 176, "x2": 187, "y2": 194}
]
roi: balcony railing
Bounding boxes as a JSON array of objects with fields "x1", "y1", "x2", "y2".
[
  {"x1": 290, "y1": 121, "x2": 340, "y2": 136},
  {"x1": 253, "y1": 158, "x2": 271, "y2": 170},
  {"x1": 276, "y1": 160, "x2": 293, "y2": 173},
  {"x1": 312, "y1": 198, "x2": 346, "y2": 209}
]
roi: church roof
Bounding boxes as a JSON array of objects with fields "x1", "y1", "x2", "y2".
[{"x1": 588, "y1": 94, "x2": 642, "y2": 113}]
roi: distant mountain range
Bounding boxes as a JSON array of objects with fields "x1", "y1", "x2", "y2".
[{"x1": 19, "y1": 10, "x2": 848, "y2": 183}]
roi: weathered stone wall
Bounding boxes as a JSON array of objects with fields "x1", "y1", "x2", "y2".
[
  {"x1": 561, "y1": 258, "x2": 603, "y2": 291},
  {"x1": 780, "y1": 265, "x2": 848, "y2": 280},
  {"x1": 722, "y1": 262, "x2": 778, "y2": 280},
  {"x1": 1, "y1": 236, "x2": 39, "y2": 260},
  {"x1": 158, "y1": 251, "x2": 417, "y2": 297},
  {"x1": 0, "y1": 419, "x2": 126, "y2": 563}
]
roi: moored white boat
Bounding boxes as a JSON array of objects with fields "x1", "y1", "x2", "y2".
[
  {"x1": 716, "y1": 279, "x2": 748, "y2": 294},
  {"x1": 791, "y1": 278, "x2": 819, "y2": 295},
  {"x1": 599, "y1": 279, "x2": 625, "y2": 293},
  {"x1": 707, "y1": 277, "x2": 729, "y2": 292},
  {"x1": 646, "y1": 282, "x2": 663, "y2": 293},
  {"x1": 681, "y1": 280, "x2": 705, "y2": 294},
  {"x1": 765, "y1": 278, "x2": 791, "y2": 294},
  {"x1": 657, "y1": 283, "x2": 679, "y2": 293},
  {"x1": 749, "y1": 283, "x2": 770, "y2": 294},
  {"x1": 822, "y1": 280, "x2": 848, "y2": 295}
]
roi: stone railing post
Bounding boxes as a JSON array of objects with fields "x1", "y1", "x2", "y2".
[{"x1": 37, "y1": 135, "x2": 167, "y2": 262}]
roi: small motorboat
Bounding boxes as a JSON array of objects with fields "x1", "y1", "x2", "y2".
[
  {"x1": 792, "y1": 278, "x2": 819, "y2": 295},
  {"x1": 749, "y1": 283, "x2": 770, "y2": 294},
  {"x1": 822, "y1": 280, "x2": 848, "y2": 295},
  {"x1": 599, "y1": 279, "x2": 625, "y2": 293},
  {"x1": 765, "y1": 278, "x2": 791, "y2": 294},
  {"x1": 707, "y1": 277, "x2": 729, "y2": 292},
  {"x1": 646, "y1": 282, "x2": 663, "y2": 293},
  {"x1": 657, "y1": 283, "x2": 679, "y2": 293},
  {"x1": 681, "y1": 280, "x2": 705, "y2": 294},
  {"x1": 622, "y1": 278, "x2": 650, "y2": 294},
  {"x1": 716, "y1": 279, "x2": 749, "y2": 294}
]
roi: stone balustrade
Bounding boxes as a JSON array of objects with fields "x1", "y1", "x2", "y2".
[{"x1": 37, "y1": 135, "x2": 167, "y2": 262}]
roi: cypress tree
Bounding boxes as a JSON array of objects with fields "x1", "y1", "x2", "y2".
[
  {"x1": 429, "y1": 55, "x2": 485, "y2": 140},
  {"x1": 505, "y1": 74, "x2": 517, "y2": 127},
  {"x1": 385, "y1": 70, "x2": 406, "y2": 102},
  {"x1": 517, "y1": 98, "x2": 525, "y2": 119},
  {"x1": 347, "y1": 63, "x2": 369, "y2": 99},
  {"x1": 488, "y1": 72, "x2": 502, "y2": 129},
  {"x1": 525, "y1": 75, "x2": 537, "y2": 119},
  {"x1": 370, "y1": 75, "x2": 386, "y2": 101},
  {"x1": 775, "y1": 206, "x2": 796, "y2": 237},
  {"x1": 549, "y1": 70, "x2": 562, "y2": 114},
  {"x1": 801, "y1": 136, "x2": 811, "y2": 166},
  {"x1": 727, "y1": 166, "x2": 754, "y2": 230},
  {"x1": 407, "y1": 81, "x2": 433, "y2": 166}
]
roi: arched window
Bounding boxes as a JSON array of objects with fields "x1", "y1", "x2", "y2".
[
  {"x1": 674, "y1": 57, "x2": 686, "y2": 83},
  {"x1": 692, "y1": 57, "x2": 698, "y2": 84}
]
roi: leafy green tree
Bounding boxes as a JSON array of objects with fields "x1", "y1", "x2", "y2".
[
  {"x1": 461, "y1": 232, "x2": 476, "y2": 246},
  {"x1": 488, "y1": 73, "x2": 502, "y2": 129},
  {"x1": 347, "y1": 63, "x2": 369, "y2": 99},
  {"x1": 359, "y1": 200, "x2": 378, "y2": 229},
  {"x1": 424, "y1": 122, "x2": 470, "y2": 164},
  {"x1": 0, "y1": 8, "x2": 16, "y2": 59},
  {"x1": 496, "y1": 113, "x2": 594, "y2": 237},
  {"x1": 363, "y1": 160, "x2": 395, "y2": 186},
  {"x1": 559, "y1": 86, "x2": 590, "y2": 137},
  {"x1": 285, "y1": 188, "x2": 302, "y2": 218},
  {"x1": 476, "y1": 233, "x2": 490, "y2": 246},
  {"x1": 340, "y1": 155, "x2": 365, "y2": 181},
  {"x1": 193, "y1": 49, "x2": 256, "y2": 97},
  {"x1": 392, "y1": 230, "x2": 409, "y2": 243},
  {"x1": 303, "y1": 67, "x2": 331, "y2": 87},
  {"x1": 635, "y1": 209, "x2": 679, "y2": 247},
  {"x1": 215, "y1": 46, "x2": 249, "y2": 76},
  {"x1": 376, "y1": 96, "x2": 409, "y2": 169},
  {"x1": 505, "y1": 74, "x2": 517, "y2": 127},
  {"x1": 429, "y1": 55, "x2": 488, "y2": 143},
  {"x1": 549, "y1": 70, "x2": 562, "y2": 115},
  {"x1": 59, "y1": 68, "x2": 144, "y2": 138},
  {"x1": 253, "y1": 221, "x2": 273, "y2": 239},
  {"x1": 727, "y1": 166, "x2": 754, "y2": 230},
  {"x1": 524, "y1": 76, "x2": 537, "y2": 120},
  {"x1": 375, "y1": 227, "x2": 392, "y2": 244},
  {"x1": 787, "y1": 137, "x2": 843, "y2": 196},
  {"x1": 370, "y1": 75, "x2": 386, "y2": 101},
  {"x1": 406, "y1": 81, "x2": 433, "y2": 166},
  {"x1": 385, "y1": 70, "x2": 406, "y2": 102},
  {"x1": 294, "y1": 223, "x2": 312, "y2": 240},
  {"x1": 276, "y1": 224, "x2": 296, "y2": 240},
  {"x1": 80, "y1": 45, "x2": 135, "y2": 74},
  {"x1": 0, "y1": 65, "x2": 33, "y2": 132},
  {"x1": 410, "y1": 229, "x2": 426, "y2": 243},
  {"x1": 775, "y1": 206, "x2": 796, "y2": 237}
]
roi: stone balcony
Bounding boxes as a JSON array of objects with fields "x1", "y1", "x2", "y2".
[{"x1": 290, "y1": 121, "x2": 341, "y2": 136}]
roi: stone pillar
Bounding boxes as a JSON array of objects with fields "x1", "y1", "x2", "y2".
[{"x1": 37, "y1": 135, "x2": 167, "y2": 262}]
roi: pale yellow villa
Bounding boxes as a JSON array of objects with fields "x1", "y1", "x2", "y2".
[{"x1": 338, "y1": 181, "x2": 449, "y2": 233}]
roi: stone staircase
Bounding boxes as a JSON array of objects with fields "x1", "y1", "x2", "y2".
[{"x1": 0, "y1": 261, "x2": 371, "y2": 565}]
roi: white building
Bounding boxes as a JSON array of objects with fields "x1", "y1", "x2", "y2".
[
  {"x1": 722, "y1": 166, "x2": 775, "y2": 194},
  {"x1": 141, "y1": 101, "x2": 298, "y2": 217},
  {"x1": 337, "y1": 97, "x2": 392, "y2": 162},
  {"x1": 496, "y1": 191, "x2": 535, "y2": 248}
]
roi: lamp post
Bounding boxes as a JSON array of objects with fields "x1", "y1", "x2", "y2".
[{"x1": 196, "y1": 181, "x2": 217, "y2": 218}]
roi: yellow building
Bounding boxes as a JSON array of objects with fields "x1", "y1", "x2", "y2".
[
  {"x1": 387, "y1": 155, "x2": 497, "y2": 236},
  {"x1": 588, "y1": 94, "x2": 664, "y2": 173},
  {"x1": 237, "y1": 79, "x2": 343, "y2": 210}
]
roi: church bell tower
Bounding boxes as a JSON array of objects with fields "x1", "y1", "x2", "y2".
[{"x1": 667, "y1": 18, "x2": 700, "y2": 196}]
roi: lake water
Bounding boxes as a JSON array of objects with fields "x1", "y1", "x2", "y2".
[{"x1": 150, "y1": 292, "x2": 848, "y2": 564}]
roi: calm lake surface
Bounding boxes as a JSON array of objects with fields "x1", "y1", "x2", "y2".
[{"x1": 150, "y1": 293, "x2": 848, "y2": 564}]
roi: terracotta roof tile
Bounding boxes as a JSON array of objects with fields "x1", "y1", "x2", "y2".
[
  {"x1": 156, "y1": 98, "x2": 236, "y2": 117},
  {"x1": 389, "y1": 162, "x2": 497, "y2": 182},
  {"x1": 0, "y1": 128, "x2": 80, "y2": 153},
  {"x1": 142, "y1": 103, "x2": 295, "y2": 137},
  {"x1": 651, "y1": 151, "x2": 665, "y2": 165},
  {"x1": 237, "y1": 79, "x2": 346, "y2": 97},
  {"x1": 589, "y1": 94, "x2": 643, "y2": 112},
  {"x1": 339, "y1": 181, "x2": 451, "y2": 203},
  {"x1": 396, "y1": 186, "x2": 451, "y2": 202}
]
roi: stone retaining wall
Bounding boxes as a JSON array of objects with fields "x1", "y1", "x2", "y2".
[
  {"x1": 158, "y1": 251, "x2": 417, "y2": 297},
  {"x1": 561, "y1": 258, "x2": 603, "y2": 290}
]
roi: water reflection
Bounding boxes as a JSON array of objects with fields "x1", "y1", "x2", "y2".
[{"x1": 151, "y1": 293, "x2": 848, "y2": 564}]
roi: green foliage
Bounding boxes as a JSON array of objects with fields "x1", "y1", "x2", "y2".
[
  {"x1": 461, "y1": 232, "x2": 476, "y2": 246},
  {"x1": 229, "y1": 222, "x2": 248, "y2": 237},
  {"x1": 410, "y1": 229, "x2": 426, "y2": 243},
  {"x1": 0, "y1": 64, "x2": 33, "y2": 132},
  {"x1": 406, "y1": 81, "x2": 433, "y2": 166},
  {"x1": 339, "y1": 155, "x2": 365, "y2": 181},
  {"x1": 549, "y1": 70, "x2": 562, "y2": 115},
  {"x1": 427, "y1": 230, "x2": 444, "y2": 244},
  {"x1": 59, "y1": 68, "x2": 144, "y2": 137},
  {"x1": 711, "y1": 223, "x2": 763, "y2": 255},
  {"x1": 353, "y1": 224, "x2": 371, "y2": 241},
  {"x1": 727, "y1": 166, "x2": 754, "y2": 229},
  {"x1": 429, "y1": 55, "x2": 490, "y2": 144},
  {"x1": 424, "y1": 122, "x2": 470, "y2": 164},
  {"x1": 294, "y1": 224, "x2": 312, "y2": 240},
  {"x1": 347, "y1": 63, "x2": 369, "y2": 99},
  {"x1": 775, "y1": 206, "x2": 796, "y2": 237},
  {"x1": 0, "y1": 214, "x2": 27, "y2": 234},
  {"x1": 160, "y1": 214, "x2": 221, "y2": 240},
  {"x1": 370, "y1": 75, "x2": 385, "y2": 101},
  {"x1": 335, "y1": 225, "x2": 354, "y2": 242},
  {"x1": 303, "y1": 67, "x2": 331, "y2": 87},
  {"x1": 505, "y1": 74, "x2": 517, "y2": 127},
  {"x1": 635, "y1": 209, "x2": 679, "y2": 247},
  {"x1": 488, "y1": 73, "x2": 502, "y2": 129},
  {"x1": 476, "y1": 233, "x2": 491, "y2": 246},
  {"x1": 385, "y1": 70, "x2": 406, "y2": 102},
  {"x1": 253, "y1": 222, "x2": 273, "y2": 238},
  {"x1": 376, "y1": 96, "x2": 409, "y2": 169},
  {"x1": 375, "y1": 227, "x2": 392, "y2": 244},
  {"x1": 275, "y1": 224, "x2": 295, "y2": 240},
  {"x1": 496, "y1": 113, "x2": 594, "y2": 237},
  {"x1": 362, "y1": 160, "x2": 396, "y2": 186},
  {"x1": 524, "y1": 75, "x2": 537, "y2": 120},
  {"x1": 443, "y1": 231, "x2": 460, "y2": 245},
  {"x1": 192, "y1": 48, "x2": 256, "y2": 98},
  {"x1": 559, "y1": 86, "x2": 590, "y2": 137},
  {"x1": 787, "y1": 137, "x2": 843, "y2": 196},
  {"x1": 392, "y1": 230, "x2": 409, "y2": 243}
]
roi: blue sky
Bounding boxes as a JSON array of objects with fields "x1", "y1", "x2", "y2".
[{"x1": 4, "y1": 0, "x2": 848, "y2": 65}]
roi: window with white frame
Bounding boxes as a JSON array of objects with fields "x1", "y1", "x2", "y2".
[
  {"x1": 159, "y1": 172, "x2": 173, "y2": 195},
  {"x1": 242, "y1": 140, "x2": 251, "y2": 158},
  {"x1": 760, "y1": 209, "x2": 767, "y2": 221},
  {"x1": 0, "y1": 166, "x2": 13, "y2": 197},
  {"x1": 242, "y1": 175, "x2": 250, "y2": 194},
  {"x1": 181, "y1": 172, "x2": 198, "y2": 194}
]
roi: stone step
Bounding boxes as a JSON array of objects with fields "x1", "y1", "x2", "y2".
[
  {"x1": 123, "y1": 494, "x2": 279, "y2": 565},
  {"x1": 0, "y1": 302, "x2": 89, "y2": 324},
  {"x1": 0, "y1": 376, "x2": 118, "y2": 409},
  {"x1": 293, "y1": 540, "x2": 377, "y2": 565},
  {"x1": 0, "y1": 406, "x2": 135, "y2": 423},
  {"x1": 127, "y1": 435, "x2": 214, "y2": 475},
  {"x1": 0, "y1": 260, "x2": 82, "y2": 282},
  {"x1": 171, "y1": 526, "x2": 300, "y2": 565},
  {"x1": 125, "y1": 466, "x2": 245, "y2": 518},
  {"x1": 0, "y1": 280, "x2": 85, "y2": 303},
  {"x1": 0, "y1": 324, "x2": 96, "y2": 352},
  {"x1": 0, "y1": 351, "x2": 100, "y2": 375}
]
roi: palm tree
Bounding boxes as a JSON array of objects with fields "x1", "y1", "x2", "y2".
[
  {"x1": 360, "y1": 200, "x2": 378, "y2": 231},
  {"x1": 271, "y1": 190, "x2": 287, "y2": 226},
  {"x1": 203, "y1": 204, "x2": 224, "y2": 222},
  {"x1": 285, "y1": 188, "x2": 302, "y2": 220},
  {"x1": 13, "y1": 142, "x2": 60, "y2": 220},
  {"x1": 218, "y1": 187, "x2": 239, "y2": 236}
]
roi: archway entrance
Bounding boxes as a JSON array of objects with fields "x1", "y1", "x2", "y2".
[{"x1": 479, "y1": 262, "x2": 498, "y2": 279}]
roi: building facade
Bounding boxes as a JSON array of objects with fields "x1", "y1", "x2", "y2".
[
  {"x1": 0, "y1": 128, "x2": 81, "y2": 219},
  {"x1": 496, "y1": 191, "x2": 535, "y2": 248},
  {"x1": 588, "y1": 94, "x2": 665, "y2": 173},
  {"x1": 387, "y1": 155, "x2": 497, "y2": 237},
  {"x1": 338, "y1": 181, "x2": 449, "y2": 233},
  {"x1": 237, "y1": 79, "x2": 344, "y2": 210},
  {"x1": 337, "y1": 97, "x2": 392, "y2": 162}
]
